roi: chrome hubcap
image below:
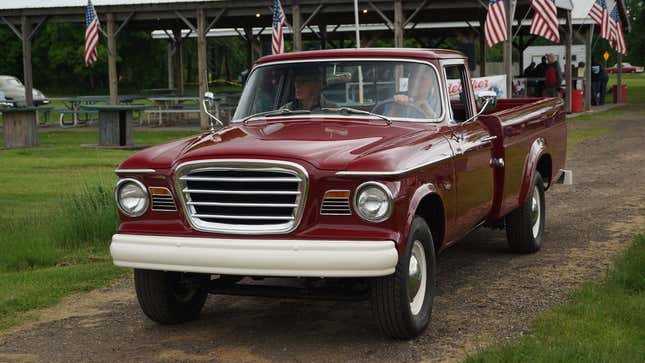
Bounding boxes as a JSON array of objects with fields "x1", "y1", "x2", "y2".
[
  {"x1": 408, "y1": 240, "x2": 427, "y2": 315},
  {"x1": 531, "y1": 185, "x2": 541, "y2": 238}
]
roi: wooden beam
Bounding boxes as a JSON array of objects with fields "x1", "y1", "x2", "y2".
[
  {"x1": 114, "y1": 12, "x2": 135, "y2": 36},
  {"x1": 503, "y1": 0, "x2": 516, "y2": 98},
  {"x1": 173, "y1": 28, "x2": 184, "y2": 95},
  {"x1": 206, "y1": 8, "x2": 226, "y2": 33},
  {"x1": 174, "y1": 10, "x2": 197, "y2": 32},
  {"x1": 107, "y1": 13, "x2": 118, "y2": 105},
  {"x1": 368, "y1": 1, "x2": 393, "y2": 29},
  {"x1": 404, "y1": 0, "x2": 428, "y2": 26},
  {"x1": 167, "y1": 42, "x2": 174, "y2": 89},
  {"x1": 479, "y1": 8, "x2": 486, "y2": 76},
  {"x1": 564, "y1": 10, "x2": 572, "y2": 113},
  {"x1": 292, "y1": 2, "x2": 302, "y2": 51},
  {"x1": 244, "y1": 25, "x2": 253, "y2": 69},
  {"x1": 1, "y1": 15, "x2": 23, "y2": 40},
  {"x1": 197, "y1": 8, "x2": 209, "y2": 129},
  {"x1": 27, "y1": 16, "x2": 48, "y2": 41},
  {"x1": 21, "y1": 16, "x2": 33, "y2": 106},
  {"x1": 616, "y1": 53, "x2": 623, "y2": 103},
  {"x1": 300, "y1": 4, "x2": 323, "y2": 31},
  {"x1": 394, "y1": 0, "x2": 404, "y2": 47}
]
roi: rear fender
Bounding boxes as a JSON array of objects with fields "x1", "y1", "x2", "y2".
[{"x1": 518, "y1": 137, "x2": 547, "y2": 204}]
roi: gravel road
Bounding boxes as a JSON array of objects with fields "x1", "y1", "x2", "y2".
[{"x1": 1, "y1": 111, "x2": 644, "y2": 363}]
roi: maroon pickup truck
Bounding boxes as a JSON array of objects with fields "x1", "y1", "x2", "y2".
[{"x1": 111, "y1": 48, "x2": 567, "y2": 339}]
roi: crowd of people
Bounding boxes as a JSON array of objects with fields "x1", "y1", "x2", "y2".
[{"x1": 522, "y1": 53, "x2": 609, "y2": 105}]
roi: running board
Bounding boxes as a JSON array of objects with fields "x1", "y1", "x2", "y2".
[{"x1": 556, "y1": 169, "x2": 573, "y2": 185}]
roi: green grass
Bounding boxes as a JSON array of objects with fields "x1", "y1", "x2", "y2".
[
  {"x1": 0, "y1": 262, "x2": 125, "y2": 330},
  {"x1": 464, "y1": 234, "x2": 645, "y2": 363},
  {"x1": 606, "y1": 73, "x2": 645, "y2": 105},
  {"x1": 0, "y1": 128, "x2": 199, "y2": 330}
]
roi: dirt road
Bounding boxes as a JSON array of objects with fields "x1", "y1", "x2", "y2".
[{"x1": 1, "y1": 111, "x2": 644, "y2": 363}]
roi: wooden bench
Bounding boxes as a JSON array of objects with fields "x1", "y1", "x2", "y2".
[{"x1": 58, "y1": 109, "x2": 98, "y2": 128}]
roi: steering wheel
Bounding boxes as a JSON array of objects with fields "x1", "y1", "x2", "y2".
[{"x1": 371, "y1": 99, "x2": 428, "y2": 119}]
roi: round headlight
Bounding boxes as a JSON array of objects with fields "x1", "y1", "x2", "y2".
[
  {"x1": 354, "y1": 182, "x2": 393, "y2": 222},
  {"x1": 115, "y1": 178, "x2": 149, "y2": 217}
]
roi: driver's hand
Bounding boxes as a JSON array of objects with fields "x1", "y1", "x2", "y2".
[{"x1": 393, "y1": 95, "x2": 411, "y2": 105}]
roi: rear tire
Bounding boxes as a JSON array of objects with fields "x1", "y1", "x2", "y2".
[
  {"x1": 370, "y1": 216, "x2": 436, "y2": 339},
  {"x1": 134, "y1": 269, "x2": 209, "y2": 324},
  {"x1": 506, "y1": 172, "x2": 545, "y2": 253}
]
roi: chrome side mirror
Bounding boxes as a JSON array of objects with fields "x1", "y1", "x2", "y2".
[
  {"x1": 476, "y1": 90, "x2": 497, "y2": 113},
  {"x1": 202, "y1": 91, "x2": 223, "y2": 130}
]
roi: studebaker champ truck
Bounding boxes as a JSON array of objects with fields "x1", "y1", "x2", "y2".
[{"x1": 111, "y1": 48, "x2": 567, "y2": 339}]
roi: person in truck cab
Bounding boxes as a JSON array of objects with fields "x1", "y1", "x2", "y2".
[
  {"x1": 386, "y1": 68, "x2": 440, "y2": 119},
  {"x1": 282, "y1": 71, "x2": 323, "y2": 111}
]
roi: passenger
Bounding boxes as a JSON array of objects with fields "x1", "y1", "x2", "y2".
[
  {"x1": 282, "y1": 71, "x2": 323, "y2": 111},
  {"x1": 387, "y1": 68, "x2": 440, "y2": 119}
]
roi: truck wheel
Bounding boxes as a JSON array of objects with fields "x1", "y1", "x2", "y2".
[
  {"x1": 370, "y1": 216, "x2": 436, "y2": 339},
  {"x1": 506, "y1": 172, "x2": 545, "y2": 253},
  {"x1": 134, "y1": 269, "x2": 209, "y2": 324}
]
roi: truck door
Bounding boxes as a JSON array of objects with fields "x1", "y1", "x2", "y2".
[{"x1": 443, "y1": 62, "x2": 495, "y2": 234}]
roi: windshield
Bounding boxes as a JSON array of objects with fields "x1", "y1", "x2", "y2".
[
  {"x1": 232, "y1": 60, "x2": 443, "y2": 122},
  {"x1": 4, "y1": 78, "x2": 22, "y2": 86}
]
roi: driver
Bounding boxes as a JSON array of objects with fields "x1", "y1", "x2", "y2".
[
  {"x1": 282, "y1": 71, "x2": 323, "y2": 111},
  {"x1": 387, "y1": 68, "x2": 440, "y2": 119}
]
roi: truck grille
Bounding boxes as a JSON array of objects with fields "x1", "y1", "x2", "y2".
[{"x1": 174, "y1": 160, "x2": 308, "y2": 234}]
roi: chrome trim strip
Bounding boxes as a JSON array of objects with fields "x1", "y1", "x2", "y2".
[
  {"x1": 173, "y1": 159, "x2": 309, "y2": 235},
  {"x1": 183, "y1": 188, "x2": 300, "y2": 195},
  {"x1": 192, "y1": 214, "x2": 295, "y2": 221},
  {"x1": 336, "y1": 152, "x2": 453, "y2": 177},
  {"x1": 115, "y1": 168, "x2": 156, "y2": 174},
  {"x1": 180, "y1": 176, "x2": 301, "y2": 182},
  {"x1": 233, "y1": 57, "x2": 447, "y2": 124},
  {"x1": 187, "y1": 201, "x2": 298, "y2": 208}
]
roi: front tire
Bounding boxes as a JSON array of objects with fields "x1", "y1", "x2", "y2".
[
  {"x1": 506, "y1": 172, "x2": 545, "y2": 253},
  {"x1": 370, "y1": 216, "x2": 436, "y2": 339},
  {"x1": 134, "y1": 269, "x2": 209, "y2": 324}
]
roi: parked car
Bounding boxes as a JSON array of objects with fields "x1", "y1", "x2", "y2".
[
  {"x1": 0, "y1": 90, "x2": 12, "y2": 107},
  {"x1": 0, "y1": 75, "x2": 49, "y2": 106},
  {"x1": 606, "y1": 63, "x2": 644, "y2": 74},
  {"x1": 110, "y1": 48, "x2": 568, "y2": 339}
]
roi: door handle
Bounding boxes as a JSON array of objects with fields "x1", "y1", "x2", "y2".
[{"x1": 478, "y1": 135, "x2": 497, "y2": 143}]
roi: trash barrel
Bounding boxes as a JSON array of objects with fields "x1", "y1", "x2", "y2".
[
  {"x1": 571, "y1": 89, "x2": 584, "y2": 113},
  {"x1": 612, "y1": 85, "x2": 627, "y2": 104}
]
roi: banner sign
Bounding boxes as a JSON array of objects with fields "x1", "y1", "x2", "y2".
[{"x1": 446, "y1": 74, "x2": 508, "y2": 99}]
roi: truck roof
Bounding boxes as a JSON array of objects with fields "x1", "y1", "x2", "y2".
[{"x1": 255, "y1": 48, "x2": 466, "y2": 65}]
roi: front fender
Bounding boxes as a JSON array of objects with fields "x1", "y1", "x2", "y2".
[
  {"x1": 401, "y1": 182, "x2": 443, "y2": 251},
  {"x1": 518, "y1": 137, "x2": 547, "y2": 204}
]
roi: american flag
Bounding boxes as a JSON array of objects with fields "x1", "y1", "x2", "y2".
[
  {"x1": 272, "y1": 0, "x2": 286, "y2": 54},
  {"x1": 529, "y1": 0, "x2": 560, "y2": 43},
  {"x1": 83, "y1": 0, "x2": 100, "y2": 66},
  {"x1": 609, "y1": 4, "x2": 627, "y2": 54},
  {"x1": 484, "y1": 0, "x2": 507, "y2": 48},
  {"x1": 588, "y1": 0, "x2": 605, "y2": 24}
]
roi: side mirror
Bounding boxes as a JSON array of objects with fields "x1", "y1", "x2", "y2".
[
  {"x1": 202, "y1": 91, "x2": 223, "y2": 129},
  {"x1": 476, "y1": 90, "x2": 497, "y2": 113}
]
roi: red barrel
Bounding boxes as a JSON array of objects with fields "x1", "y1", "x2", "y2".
[
  {"x1": 571, "y1": 89, "x2": 584, "y2": 113},
  {"x1": 612, "y1": 85, "x2": 627, "y2": 103}
]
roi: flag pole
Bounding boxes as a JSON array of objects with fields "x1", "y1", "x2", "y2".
[{"x1": 353, "y1": 0, "x2": 364, "y2": 104}]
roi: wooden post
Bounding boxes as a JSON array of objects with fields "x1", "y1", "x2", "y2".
[
  {"x1": 394, "y1": 0, "x2": 404, "y2": 48},
  {"x1": 107, "y1": 13, "x2": 118, "y2": 105},
  {"x1": 479, "y1": 9, "x2": 487, "y2": 77},
  {"x1": 167, "y1": 42, "x2": 174, "y2": 90},
  {"x1": 292, "y1": 1, "x2": 302, "y2": 51},
  {"x1": 503, "y1": 0, "x2": 516, "y2": 97},
  {"x1": 173, "y1": 28, "x2": 184, "y2": 96},
  {"x1": 244, "y1": 25, "x2": 254, "y2": 69},
  {"x1": 564, "y1": 10, "x2": 572, "y2": 113},
  {"x1": 319, "y1": 20, "x2": 327, "y2": 49},
  {"x1": 616, "y1": 53, "x2": 623, "y2": 103},
  {"x1": 197, "y1": 8, "x2": 209, "y2": 130},
  {"x1": 21, "y1": 16, "x2": 33, "y2": 106},
  {"x1": 584, "y1": 24, "x2": 593, "y2": 111},
  {"x1": 2, "y1": 109, "x2": 38, "y2": 148}
]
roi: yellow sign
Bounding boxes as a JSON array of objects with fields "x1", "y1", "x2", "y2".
[{"x1": 603, "y1": 51, "x2": 610, "y2": 61}]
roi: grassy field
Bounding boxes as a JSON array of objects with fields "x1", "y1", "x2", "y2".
[
  {"x1": 464, "y1": 234, "x2": 645, "y2": 363},
  {"x1": 0, "y1": 129, "x2": 198, "y2": 329}
]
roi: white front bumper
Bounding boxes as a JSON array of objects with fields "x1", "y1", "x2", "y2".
[{"x1": 110, "y1": 234, "x2": 398, "y2": 277}]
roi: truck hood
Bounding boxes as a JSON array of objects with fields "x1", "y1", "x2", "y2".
[{"x1": 120, "y1": 117, "x2": 445, "y2": 172}]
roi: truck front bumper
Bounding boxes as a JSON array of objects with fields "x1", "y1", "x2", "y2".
[{"x1": 110, "y1": 234, "x2": 398, "y2": 278}]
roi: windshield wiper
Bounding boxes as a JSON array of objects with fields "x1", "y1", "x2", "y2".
[
  {"x1": 320, "y1": 107, "x2": 392, "y2": 125},
  {"x1": 241, "y1": 109, "x2": 311, "y2": 124}
]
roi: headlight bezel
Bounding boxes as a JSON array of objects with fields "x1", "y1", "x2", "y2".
[
  {"x1": 115, "y1": 178, "x2": 149, "y2": 217},
  {"x1": 353, "y1": 181, "x2": 394, "y2": 223}
]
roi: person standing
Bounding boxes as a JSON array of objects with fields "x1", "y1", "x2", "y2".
[
  {"x1": 542, "y1": 54, "x2": 562, "y2": 97},
  {"x1": 591, "y1": 59, "x2": 602, "y2": 105},
  {"x1": 599, "y1": 61, "x2": 608, "y2": 105}
]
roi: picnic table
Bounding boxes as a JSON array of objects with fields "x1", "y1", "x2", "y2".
[
  {"x1": 141, "y1": 88, "x2": 176, "y2": 95},
  {"x1": 1, "y1": 106, "x2": 53, "y2": 148},
  {"x1": 52, "y1": 95, "x2": 145, "y2": 128},
  {"x1": 145, "y1": 96, "x2": 200, "y2": 126},
  {"x1": 80, "y1": 104, "x2": 147, "y2": 147}
]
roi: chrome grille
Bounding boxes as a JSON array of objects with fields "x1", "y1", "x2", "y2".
[
  {"x1": 320, "y1": 193, "x2": 352, "y2": 215},
  {"x1": 175, "y1": 160, "x2": 308, "y2": 234}
]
